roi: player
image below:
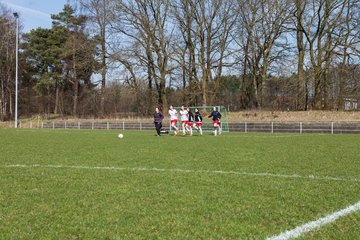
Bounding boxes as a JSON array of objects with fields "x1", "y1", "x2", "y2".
[
  {"x1": 208, "y1": 107, "x2": 222, "y2": 136},
  {"x1": 194, "y1": 108, "x2": 203, "y2": 136},
  {"x1": 179, "y1": 105, "x2": 188, "y2": 136},
  {"x1": 153, "y1": 107, "x2": 164, "y2": 136},
  {"x1": 186, "y1": 107, "x2": 194, "y2": 136},
  {"x1": 168, "y1": 105, "x2": 179, "y2": 136}
]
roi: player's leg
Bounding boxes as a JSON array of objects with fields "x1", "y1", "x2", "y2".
[
  {"x1": 213, "y1": 122, "x2": 218, "y2": 136},
  {"x1": 182, "y1": 122, "x2": 186, "y2": 135},
  {"x1": 171, "y1": 121, "x2": 178, "y2": 135},
  {"x1": 155, "y1": 123, "x2": 161, "y2": 136},
  {"x1": 173, "y1": 124, "x2": 178, "y2": 135}
]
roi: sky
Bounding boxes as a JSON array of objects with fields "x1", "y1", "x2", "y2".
[{"x1": 1, "y1": 0, "x2": 69, "y2": 32}]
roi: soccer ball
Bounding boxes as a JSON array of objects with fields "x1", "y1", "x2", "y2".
[{"x1": 118, "y1": 133, "x2": 124, "y2": 139}]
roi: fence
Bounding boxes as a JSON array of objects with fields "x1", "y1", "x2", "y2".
[{"x1": 6, "y1": 120, "x2": 360, "y2": 134}]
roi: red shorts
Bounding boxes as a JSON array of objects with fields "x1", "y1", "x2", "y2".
[
  {"x1": 182, "y1": 121, "x2": 188, "y2": 125},
  {"x1": 195, "y1": 122, "x2": 202, "y2": 127},
  {"x1": 213, "y1": 120, "x2": 221, "y2": 126},
  {"x1": 171, "y1": 119, "x2": 178, "y2": 124},
  {"x1": 186, "y1": 122, "x2": 193, "y2": 127}
]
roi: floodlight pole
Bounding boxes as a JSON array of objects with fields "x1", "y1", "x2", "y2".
[{"x1": 13, "y1": 12, "x2": 19, "y2": 128}]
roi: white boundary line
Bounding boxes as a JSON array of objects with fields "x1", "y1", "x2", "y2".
[
  {"x1": 266, "y1": 200, "x2": 360, "y2": 240},
  {"x1": 2, "y1": 164, "x2": 360, "y2": 183}
]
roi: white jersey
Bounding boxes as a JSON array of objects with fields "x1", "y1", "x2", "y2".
[
  {"x1": 180, "y1": 110, "x2": 188, "y2": 121},
  {"x1": 168, "y1": 109, "x2": 178, "y2": 120}
]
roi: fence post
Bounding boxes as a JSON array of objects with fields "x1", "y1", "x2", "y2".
[
  {"x1": 245, "y1": 122, "x2": 247, "y2": 133},
  {"x1": 78, "y1": 122, "x2": 81, "y2": 130},
  {"x1": 300, "y1": 122, "x2": 302, "y2": 134},
  {"x1": 30, "y1": 121, "x2": 33, "y2": 129},
  {"x1": 92, "y1": 122, "x2": 94, "y2": 130},
  {"x1": 271, "y1": 122, "x2": 274, "y2": 134},
  {"x1": 41, "y1": 121, "x2": 44, "y2": 128},
  {"x1": 123, "y1": 121, "x2": 125, "y2": 130},
  {"x1": 140, "y1": 121, "x2": 142, "y2": 131},
  {"x1": 65, "y1": 121, "x2": 67, "y2": 129},
  {"x1": 331, "y1": 122, "x2": 334, "y2": 134},
  {"x1": 107, "y1": 122, "x2": 109, "y2": 130},
  {"x1": 53, "y1": 121, "x2": 55, "y2": 129}
]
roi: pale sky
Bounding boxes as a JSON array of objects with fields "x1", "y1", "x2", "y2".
[{"x1": 1, "y1": 0, "x2": 69, "y2": 32}]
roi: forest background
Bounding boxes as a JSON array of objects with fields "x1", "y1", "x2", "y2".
[{"x1": 1, "y1": 0, "x2": 360, "y2": 121}]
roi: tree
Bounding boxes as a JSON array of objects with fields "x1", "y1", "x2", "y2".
[
  {"x1": 52, "y1": 4, "x2": 99, "y2": 116},
  {"x1": 77, "y1": 0, "x2": 115, "y2": 116},
  {"x1": 0, "y1": 4, "x2": 17, "y2": 120},
  {"x1": 295, "y1": 0, "x2": 307, "y2": 110},
  {"x1": 112, "y1": 0, "x2": 172, "y2": 112},
  {"x1": 298, "y1": 0, "x2": 348, "y2": 109},
  {"x1": 22, "y1": 4, "x2": 99, "y2": 116}
]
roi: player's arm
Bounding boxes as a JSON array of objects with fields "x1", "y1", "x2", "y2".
[{"x1": 208, "y1": 111, "x2": 213, "y2": 118}]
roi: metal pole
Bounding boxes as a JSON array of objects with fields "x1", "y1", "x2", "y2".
[{"x1": 14, "y1": 13, "x2": 19, "y2": 128}]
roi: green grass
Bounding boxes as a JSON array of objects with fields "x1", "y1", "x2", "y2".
[{"x1": 1, "y1": 129, "x2": 360, "y2": 239}]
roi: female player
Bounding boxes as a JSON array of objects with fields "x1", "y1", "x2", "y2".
[
  {"x1": 208, "y1": 107, "x2": 222, "y2": 136},
  {"x1": 194, "y1": 108, "x2": 203, "y2": 136},
  {"x1": 168, "y1": 105, "x2": 179, "y2": 135},
  {"x1": 153, "y1": 107, "x2": 164, "y2": 136},
  {"x1": 179, "y1": 106, "x2": 188, "y2": 136},
  {"x1": 186, "y1": 107, "x2": 194, "y2": 136}
]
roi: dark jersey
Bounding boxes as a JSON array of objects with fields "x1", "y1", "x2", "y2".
[
  {"x1": 188, "y1": 111, "x2": 194, "y2": 122},
  {"x1": 154, "y1": 111, "x2": 164, "y2": 123},
  {"x1": 208, "y1": 111, "x2": 221, "y2": 121},
  {"x1": 194, "y1": 112, "x2": 203, "y2": 122}
]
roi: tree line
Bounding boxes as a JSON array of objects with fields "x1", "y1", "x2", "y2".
[{"x1": 1, "y1": 0, "x2": 360, "y2": 120}]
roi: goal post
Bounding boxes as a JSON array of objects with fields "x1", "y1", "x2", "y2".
[{"x1": 171, "y1": 106, "x2": 229, "y2": 133}]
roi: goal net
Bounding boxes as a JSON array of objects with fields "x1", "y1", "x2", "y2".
[{"x1": 171, "y1": 106, "x2": 229, "y2": 133}]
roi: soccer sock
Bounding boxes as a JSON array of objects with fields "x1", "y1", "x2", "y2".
[
  {"x1": 199, "y1": 128, "x2": 203, "y2": 135},
  {"x1": 183, "y1": 127, "x2": 186, "y2": 135},
  {"x1": 190, "y1": 127, "x2": 193, "y2": 136}
]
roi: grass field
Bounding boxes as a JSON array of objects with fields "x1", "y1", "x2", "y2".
[{"x1": 1, "y1": 129, "x2": 360, "y2": 239}]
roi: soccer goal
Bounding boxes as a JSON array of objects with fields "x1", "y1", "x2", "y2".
[{"x1": 172, "y1": 105, "x2": 229, "y2": 133}]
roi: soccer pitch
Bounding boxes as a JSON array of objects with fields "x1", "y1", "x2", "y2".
[{"x1": 1, "y1": 129, "x2": 360, "y2": 239}]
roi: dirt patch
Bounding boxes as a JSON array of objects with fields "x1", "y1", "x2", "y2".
[{"x1": 228, "y1": 111, "x2": 360, "y2": 122}]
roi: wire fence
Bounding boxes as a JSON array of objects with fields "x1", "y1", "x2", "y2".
[{"x1": 6, "y1": 120, "x2": 360, "y2": 134}]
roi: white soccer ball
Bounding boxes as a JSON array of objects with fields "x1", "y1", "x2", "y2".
[{"x1": 118, "y1": 133, "x2": 124, "y2": 139}]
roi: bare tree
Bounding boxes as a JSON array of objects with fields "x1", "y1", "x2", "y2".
[
  {"x1": 76, "y1": 0, "x2": 114, "y2": 116},
  {"x1": 236, "y1": 0, "x2": 293, "y2": 109},
  {"x1": 295, "y1": 0, "x2": 307, "y2": 110},
  {"x1": 298, "y1": 0, "x2": 348, "y2": 109},
  {"x1": 172, "y1": 0, "x2": 200, "y2": 104},
  {"x1": 172, "y1": 0, "x2": 238, "y2": 106},
  {"x1": 112, "y1": 0, "x2": 172, "y2": 112},
  {"x1": 0, "y1": 4, "x2": 17, "y2": 121},
  {"x1": 336, "y1": 0, "x2": 360, "y2": 110}
]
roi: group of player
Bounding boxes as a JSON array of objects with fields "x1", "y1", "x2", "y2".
[{"x1": 153, "y1": 105, "x2": 222, "y2": 136}]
